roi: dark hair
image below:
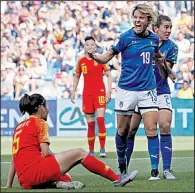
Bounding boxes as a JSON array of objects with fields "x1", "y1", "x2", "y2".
[
  {"x1": 152, "y1": 14, "x2": 171, "y2": 30},
  {"x1": 85, "y1": 36, "x2": 95, "y2": 42},
  {"x1": 19, "y1": 94, "x2": 46, "y2": 115}
]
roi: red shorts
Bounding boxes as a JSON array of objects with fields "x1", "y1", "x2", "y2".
[
  {"x1": 18, "y1": 155, "x2": 62, "y2": 189},
  {"x1": 83, "y1": 94, "x2": 106, "y2": 113}
]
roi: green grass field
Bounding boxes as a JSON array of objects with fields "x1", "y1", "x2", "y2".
[{"x1": 1, "y1": 136, "x2": 194, "y2": 192}]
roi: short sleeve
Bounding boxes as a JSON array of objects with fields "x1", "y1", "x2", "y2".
[
  {"x1": 111, "y1": 35, "x2": 124, "y2": 55},
  {"x1": 37, "y1": 119, "x2": 50, "y2": 144},
  {"x1": 166, "y1": 44, "x2": 178, "y2": 65}
]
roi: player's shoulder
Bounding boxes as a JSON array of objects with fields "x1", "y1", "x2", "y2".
[
  {"x1": 149, "y1": 30, "x2": 159, "y2": 40},
  {"x1": 167, "y1": 39, "x2": 178, "y2": 50},
  {"x1": 29, "y1": 116, "x2": 46, "y2": 126}
]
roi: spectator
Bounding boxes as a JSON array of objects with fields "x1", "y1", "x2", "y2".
[
  {"x1": 13, "y1": 65, "x2": 30, "y2": 100},
  {"x1": 177, "y1": 80, "x2": 194, "y2": 99},
  {"x1": 0, "y1": 1, "x2": 194, "y2": 100}
]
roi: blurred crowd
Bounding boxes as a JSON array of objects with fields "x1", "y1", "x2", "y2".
[{"x1": 1, "y1": 1, "x2": 194, "y2": 100}]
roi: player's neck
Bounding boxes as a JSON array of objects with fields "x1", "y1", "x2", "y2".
[{"x1": 85, "y1": 53, "x2": 92, "y2": 60}]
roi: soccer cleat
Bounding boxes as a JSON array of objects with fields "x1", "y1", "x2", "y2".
[
  {"x1": 163, "y1": 169, "x2": 176, "y2": 180},
  {"x1": 100, "y1": 148, "x2": 107, "y2": 158},
  {"x1": 89, "y1": 150, "x2": 94, "y2": 156},
  {"x1": 113, "y1": 170, "x2": 138, "y2": 187},
  {"x1": 56, "y1": 181, "x2": 85, "y2": 189},
  {"x1": 148, "y1": 169, "x2": 160, "y2": 181}
]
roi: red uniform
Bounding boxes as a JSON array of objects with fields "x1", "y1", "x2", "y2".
[
  {"x1": 12, "y1": 116, "x2": 62, "y2": 189},
  {"x1": 75, "y1": 56, "x2": 110, "y2": 113}
]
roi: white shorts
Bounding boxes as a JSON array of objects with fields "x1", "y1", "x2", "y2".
[
  {"x1": 114, "y1": 87, "x2": 158, "y2": 115},
  {"x1": 134, "y1": 94, "x2": 172, "y2": 115}
]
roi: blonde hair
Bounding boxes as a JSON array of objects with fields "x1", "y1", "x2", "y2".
[{"x1": 131, "y1": 3, "x2": 158, "y2": 26}]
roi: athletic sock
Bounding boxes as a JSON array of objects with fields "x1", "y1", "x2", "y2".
[
  {"x1": 147, "y1": 135, "x2": 160, "y2": 170},
  {"x1": 160, "y1": 134, "x2": 172, "y2": 171},
  {"x1": 115, "y1": 132, "x2": 127, "y2": 171},
  {"x1": 126, "y1": 135, "x2": 135, "y2": 168},
  {"x1": 81, "y1": 154, "x2": 120, "y2": 181},
  {"x1": 97, "y1": 117, "x2": 106, "y2": 149},
  {"x1": 87, "y1": 121, "x2": 95, "y2": 151}
]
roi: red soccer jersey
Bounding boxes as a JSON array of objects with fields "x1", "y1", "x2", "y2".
[
  {"x1": 75, "y1": 56, "x2": 110, "y2": 95},
  {"x1": 12, "y1": 116, "x2": 50, "y2": 178}
]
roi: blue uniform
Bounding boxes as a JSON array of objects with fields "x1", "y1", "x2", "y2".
[
  {"x1": 153, "y1": 40, "x2": 178, "y2": 95},
  {"x1": 112, "y1": 28, "x2": 159, "y2": 91}
]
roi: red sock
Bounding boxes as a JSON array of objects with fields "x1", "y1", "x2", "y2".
[
  {"x1": 97, "y1": 117, "x2": 106, "y2": 149},
  {"x1": 81, "y1": 154, "x2": 120, "y2": 181},
  {"x1": 60, "y1": 173, "x2": 72, "y2": 182},
  {"x1": 87, "y1": 121, "x2": 95, "y2": 151}
]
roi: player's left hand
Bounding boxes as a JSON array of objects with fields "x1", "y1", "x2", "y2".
[{"x1": 106, "y1": 92, "x2": 111, "y2": 103}]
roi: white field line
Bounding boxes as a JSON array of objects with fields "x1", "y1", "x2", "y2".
[{"x1": 1, "y1": 157, "x2": 194, "y2": 164}]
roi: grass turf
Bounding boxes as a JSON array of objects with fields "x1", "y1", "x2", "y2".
[{"x1": 1, "y1": 150, "x2": 194, "y2": 192}]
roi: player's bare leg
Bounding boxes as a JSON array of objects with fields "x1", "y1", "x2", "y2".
[
  {"x1": 142, "y1": 111, "x2": 160, "y2": 180},
  {"x1": 85, "y1": 113, "x2": 95, "y2": 156},
  {"x1": 96, "y1": 108, "x2": 107, "y2": 158},
  {"x1": 54, "y1": 148, "x2": 138, "y2": 187},
  {"x1": 158, "y1": 109, "x2": 176, "y2": 179},
  {"x1": 116, "y1": 114, "x2": 131, "y2": 174}
]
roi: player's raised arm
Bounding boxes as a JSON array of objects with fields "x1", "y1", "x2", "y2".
[
  {"x1": 88, "y1": 49, "x2": 115, "y2": 64},
  {"x1": 6, "y1": 159, "x2": 16, "y2": 188}
]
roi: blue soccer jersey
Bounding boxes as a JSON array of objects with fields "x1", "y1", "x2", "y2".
[
  {"x1": 153, "y1": 39, "x2": 178, "y2": 95},
  {"x1": 112, "y1": 28, "x2": 159, "y2": 91}
]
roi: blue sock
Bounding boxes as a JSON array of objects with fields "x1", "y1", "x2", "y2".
[
  {"x1": 147, "y1": 135, "x2": 160, "y2": 170},
  {"x1": 126, "y1": 135, "x2": 135, "y2": 168},
  {"x1": 160, "y1": 134, "x2": 172, "y2": 171},
  {"x1": 115, "y1": 132, "x2": 127, "y2": 165}
]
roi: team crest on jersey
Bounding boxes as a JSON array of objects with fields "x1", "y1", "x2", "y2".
[
  {"x1": 81, "y1": 63, "x2": 85, "y2": 66},
  {"x1": 94, "y1": 61, "x2": 98, "y2": 66},
  {"x1": 119, "y1": 101, "x2": 123, "y2": 108}
]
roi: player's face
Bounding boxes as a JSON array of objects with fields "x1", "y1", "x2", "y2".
[
  {"x1": 155, "y1": 20, "x2": 172, "y2": 41},
  {"x1": 41, "y1": 104, "x2": 49, "y2": 121},
  {"x1": 84, "y1": 39, "x2": 96, "y2": 54},
  {"x1": 132, "y1": 10, "x2": 150, "y2": 34}
]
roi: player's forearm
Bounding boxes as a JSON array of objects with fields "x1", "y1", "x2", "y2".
[
  {"x1": 89, "y1": 50, "x2": 114, "y2": 64},
  {"x1": 72, "y1": 74, "x2": 80, "y2": 94},
  {"x1": 106, "y1": 73, "x2": 112, "y2": 94},
  {"x1": 7, "y1": 160, "x2": 15, "y2": 188}
]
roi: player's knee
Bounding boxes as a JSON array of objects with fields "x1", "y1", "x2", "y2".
[
  {"x1": 77, "y1": 148, "x2": 87, "y2": 158},
  {"x1": 145, "y1": 125, "x2": 157, "y2": 136},
  {"x1": 160, "y1": 122, "x2": 171, "y2": 134},
  {"x1": 128, "y1": 128, "x2": 137, "y2": 138}
]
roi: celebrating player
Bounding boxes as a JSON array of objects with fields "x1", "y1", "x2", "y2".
[
  {"x1": 71, "y1": 36, "x2": 112, "y2": 158},
  {"x1": 6, "y1": 94, "x2": 138, "y2": 190},
  {"x1": 127, "y1": 14, "x2": 178, "y2": 180},
  {"x1": 86, "y1": 3, "x2": 175, "y2": 180}
]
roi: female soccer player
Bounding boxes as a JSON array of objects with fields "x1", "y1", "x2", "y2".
[
  {"x1": 127, "y1": 14, "x2": 178, "y2": 180},
  {"x1": 5, "y1": 93, "x2": 137, "y2": 190},
  {"x1": 71, "y1": 36, "x2": 112, "y2": 158},
  {"x1": 86, "y1": 4, "x2": 175, "y2": 180}
]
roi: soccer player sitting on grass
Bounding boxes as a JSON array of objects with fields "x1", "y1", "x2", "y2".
[
  {"x1": 5, "y1": 93, "x2": 138, "y2": 190},
  {"x1": 71, "y1": 36, "x2": 112, "y2": 158}
]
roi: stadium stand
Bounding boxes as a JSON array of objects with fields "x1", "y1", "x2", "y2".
[{"x1": 1, "y1": 1, "x2": 194, "y2": 100}]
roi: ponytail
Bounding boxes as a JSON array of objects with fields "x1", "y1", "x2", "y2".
[{"x1": 19, "y1": 93, "x2": 46, "y2": 115}]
